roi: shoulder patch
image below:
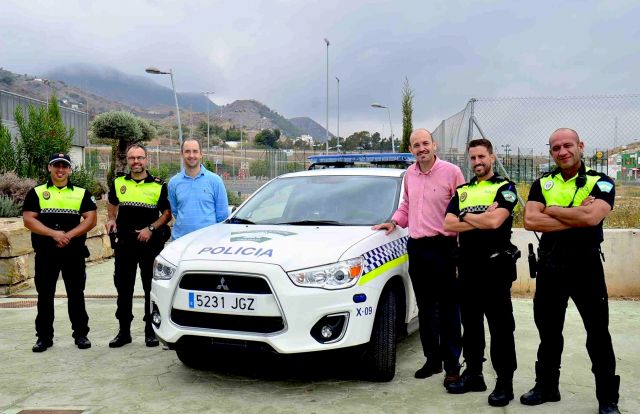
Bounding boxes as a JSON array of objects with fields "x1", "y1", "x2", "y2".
[
  {"x1": 596, "y1": 181, "x2": 614, "y2": 193},
  {"x1": 501, "y1": 190, "x2": 517, "y2": 203}
]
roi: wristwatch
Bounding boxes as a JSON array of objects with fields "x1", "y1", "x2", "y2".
[
  {"x1": 458, "y1": 211, "x2": 467, "y2": 222},
  {"x1": 388, "y1": 219, "x2": 397, "y2": 227},
  {"x1": 147, "y1": 224, "x2": 156, "y2": 232}
]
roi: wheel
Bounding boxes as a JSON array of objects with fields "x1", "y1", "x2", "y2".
[{"x1": 363, "y1": 288, "x2": 397, "y2": 382}]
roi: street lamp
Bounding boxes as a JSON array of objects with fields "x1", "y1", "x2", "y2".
[
  {"x1": 371, "y1": 103, "x2": 395, "y2": 153},
  {"x1": 324, "y1": 38, "x2": 330, "y2": 154},
  {"x1": 202, "y1": 91, "x2": 215, "y2": 161},
  {"x1": 336, "y1": 76, "x2": 340, "y2": 152},
  {"x1": 145, "y1": 67, "x2": 183, "y2": 150}
]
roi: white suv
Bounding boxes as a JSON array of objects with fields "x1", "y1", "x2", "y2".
[{"x1": 151, "y1": 167, "x2": 418, "y2": 381}]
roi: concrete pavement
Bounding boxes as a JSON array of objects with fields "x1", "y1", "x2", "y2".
[{"x1": 1, "y1": 258, "x2": 638, "y2": 413}]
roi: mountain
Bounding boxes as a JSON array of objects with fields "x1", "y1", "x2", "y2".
[
  {"x1": 45, "y1": 64, "x2": 214, "y2": 113},
  {"x1": 0, "y1": 66, "x2": 141, "y2": 115},
  {"x1": 288, "y1": 117, "x2": 333, "y2": 142},
  {"x1": 214, "y1": 100, "x2": 305, "y2": 138}
]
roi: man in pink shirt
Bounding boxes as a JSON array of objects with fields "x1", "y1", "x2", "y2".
[{"x1": 373, "y1": 128, "x2": 465, "y2": 385}]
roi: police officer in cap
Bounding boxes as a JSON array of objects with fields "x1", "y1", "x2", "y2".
[
  {"x1": 443, "y1": 138, "x2": 519, "y2": 407},
  {"x1": 521, "y1": 128, "x2": 621, "y2": 414},
  {"x1": 106, "y1": 144, "x2": 171, "y2": 348},
  {"x1": 23, "y1": 152, "x2": 97, "y2": 352}
]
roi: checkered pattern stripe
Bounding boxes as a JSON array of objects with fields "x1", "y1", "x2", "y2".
[
  {"x1": 40, "y1": 208, "x2": 80, "y2": 215},
  {"x1": 362, "y1": 236, "x2": 408, "y2": 274},
  {"x1": 120, "y1": 201, "x2": 157, "y2": 209},
  {"x1": 462, "y1": 205, "x2": 488, "y2": 213}
]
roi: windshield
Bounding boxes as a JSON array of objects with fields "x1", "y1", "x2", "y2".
[{"x1": 231, "y1": 175, "x2": 402, "y2": 226}]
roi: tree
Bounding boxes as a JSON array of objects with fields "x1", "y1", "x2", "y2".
[
  {"x1": 254, "y1": 129, "x2": 279, "y2": 148},
  {"x1": 0, "y1": 120, "x2": 16, "y2": 173},
  {"x1": 13, "y1": 96, "x2": 73, "y2": 181},
  {"x1": 90, "y1": 111, "x2": 155, "y2": 182},
  {"x1": 401, "y1": 77, "x2": 414, "y2": 153}
]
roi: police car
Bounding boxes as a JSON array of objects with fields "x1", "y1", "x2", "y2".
[{"x1": 150, "y1": 161, "x2": 417, "y2": 381}]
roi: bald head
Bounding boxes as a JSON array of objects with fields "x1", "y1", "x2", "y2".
[
  {"x1": 550, "y1": 128, "x2": 580, "y2": 145},
  {"x1": 410, "y1": 128, "x2": 434, "y2": 145}
]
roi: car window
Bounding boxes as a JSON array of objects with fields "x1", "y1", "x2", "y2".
[{"x1": 235, "y1": 175, "x2": 401, "y2": 225}]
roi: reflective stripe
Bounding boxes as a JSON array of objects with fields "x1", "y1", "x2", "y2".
[
  {"x1": 359, "y1": 254, "x2": 408, "y2": 285},
  {"x1": 119, "y1": 201, "x2": 158, "y2": 209},
  {"x1": 40, "y1": 208, "x2": 80, "y2": 215}
]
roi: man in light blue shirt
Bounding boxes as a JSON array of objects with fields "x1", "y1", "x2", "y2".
[{"x1": 168, "y1": 139, "x2": 229, "y2": 239}]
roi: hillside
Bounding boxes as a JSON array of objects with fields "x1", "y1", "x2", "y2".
[
  {"x1": 214, "y1": 100, "x2": 304, "y2": 138},
  {"x1": 0, "y1": 67, "x2": 142, "y2": 116},
  {"x1": 46, "y1": 64, "x2": 214, "y2": 114},
  {"x1": 288, "y1": 117, "x2": 333, "y2": 142}
]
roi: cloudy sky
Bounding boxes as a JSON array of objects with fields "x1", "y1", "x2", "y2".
[{"x1": 1, "y1": 0, "x2": 639, "y2": 144}]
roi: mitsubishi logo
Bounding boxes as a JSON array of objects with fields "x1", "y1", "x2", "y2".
[{"x1": 216, "y1": 277, "x2": 230, "y2": 291}]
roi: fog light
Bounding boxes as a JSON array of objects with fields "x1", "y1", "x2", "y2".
[
  {"x1": 321, "y1": 325, "x2": 333, "y2": 338},
  {"x1": 310, "y1": 313, "x2": 349, "y2": 344},
  {"x1": 151, "y1": 303, "x2": 161, "y2": 328}
]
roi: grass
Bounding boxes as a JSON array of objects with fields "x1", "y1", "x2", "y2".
[{"x1": 511, "y1": 183, "x2": 640, "y2": 229}]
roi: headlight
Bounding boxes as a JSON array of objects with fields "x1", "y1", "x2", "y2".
[
  {"x1": 153, "y1": 255, "x2": 177, "y2": 280},
  {"x1": 287, "y1": 257, "x2": 363, "y2": 290}
]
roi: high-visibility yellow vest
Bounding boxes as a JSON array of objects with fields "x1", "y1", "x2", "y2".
[
  {"x1": 457, "y1": 177, "x2": 509, "y2": 213},
  {"x1": 114, "y1": 175, "x2": 162, "y2": 208},
  {"x1": 539, "y1": 167, "x2": 604, "y2": 207},
  {"x1": 34, "y1": 184, "x2": 85, "y2": 215}
]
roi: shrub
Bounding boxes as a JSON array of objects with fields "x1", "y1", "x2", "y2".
[
  {"x1": 0, "y1": 195, "x2": 21, "y2": 217},
  {"x1": 0, "y1": 172, "x2": 36, "y2": 205},
  {"x1": 0, "y1": 120, "x2": 17, "y2": 173},
  {"x1": 71, "y1": 166, "x2": 106, "y2": 199}
]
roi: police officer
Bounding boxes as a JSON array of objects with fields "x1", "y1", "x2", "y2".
[
  {"x1": 106, "y1": 144, "x2": 171, "y2": 348},
  {"x1": 521, "y1": 128, "x2": 621, "y2": 414},
  {"x1": 22, "y1": 152, "x2": 97, "y2": 352},
  {"x1": 443, "y1": 138, "x2": 519, "y2": 407}
]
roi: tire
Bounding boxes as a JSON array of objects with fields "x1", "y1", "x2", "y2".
[{"x1": 363, "y1": 288, "x2": 397, "y2": 382}]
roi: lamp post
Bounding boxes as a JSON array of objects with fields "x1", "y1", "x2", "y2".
[
  {"x1": 145, "y1": 67, "x2": 183, "y2": 150},
  {"x1": 324, "y1": 38, "x2": 330, "y2": 154},
  {"x1": 336, "y1": 76, "x2": 340, "y2": 152},
  {"x1": 371, "y1": 103, "x2": 395, "y2": 153},
  {"x1": 202, "y1": 91, "x2": 215, "y2": 161}
]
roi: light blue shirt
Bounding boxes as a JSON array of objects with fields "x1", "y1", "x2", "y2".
[{"x1": 168, "y1": 164, "x2": 229, "y2": 239}]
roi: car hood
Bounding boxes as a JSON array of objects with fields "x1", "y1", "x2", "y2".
[{"x1": 161, "y1": 224, "x2": 376, "y2": 271}]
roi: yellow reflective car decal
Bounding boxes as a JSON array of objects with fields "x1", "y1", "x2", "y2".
[{"x1": 359, "y1": 254, "x2": 408, "y2": 285}]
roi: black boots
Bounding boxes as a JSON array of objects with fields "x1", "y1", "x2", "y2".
[
  {"x1": 488, "y1": 377, "x2": 514, "y2": 407},
  {"x1": 520, "y1": 382, "x2": 561, "y2": 405},
  {"x1": 414, "y1": 361, "x2": 443, "y2": 379},
  {"x1": 596, "y1": 375, "x2": 621, "y2": 414},
  {"x1": 32, "y1": 338, "x2": 53, "y2": 352},
  {"x1": 521, "y1": 362, "x2": 561, "y2": 406},
  {"x1": 445, "y1": 369, "x2": 487, "y2": 394},
  {"x1": 109, "y1": 330, "x2": 132, "y2": 348}
]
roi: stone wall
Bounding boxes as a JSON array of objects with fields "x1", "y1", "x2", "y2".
[{"x1": 0, "y1": 202, "x2": 113, "y2": 294}]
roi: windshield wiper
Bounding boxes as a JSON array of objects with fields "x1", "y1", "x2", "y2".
[
  {"x1": 226, "y1": 217, "x2": 255, "y2": 224},
  {"x1": 275, "y1": 220, "x2": 343, "y2": 226}
]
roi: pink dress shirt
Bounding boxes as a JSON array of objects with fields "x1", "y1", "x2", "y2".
[{"x1": 391, "y1": 157, "x2": 465, "y2": 239}]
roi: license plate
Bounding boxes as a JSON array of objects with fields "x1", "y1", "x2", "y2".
[{"x1": 188, "y1": 292, "x2": 257, "y2": 312}]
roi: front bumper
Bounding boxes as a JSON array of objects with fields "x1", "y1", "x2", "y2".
[{"x1": 151, "y1": 260, "x2": 381, "y2": 354}]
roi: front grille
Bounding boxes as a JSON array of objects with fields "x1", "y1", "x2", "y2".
[
  {"x1": 171, "y1": 309, "x2": 285, "y2": 333},
  {"x1": 179, "y1": 273, "x2": 272, "y2": 294},
  {"x1": 175, "y1": 335, "x2": 277, "y2": 353}
]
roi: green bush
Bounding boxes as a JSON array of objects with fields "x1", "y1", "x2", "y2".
[
  {"x1": 0, "y1": 195, "x2": 21, "y2": 217},
  {"x1": 71, "y1": 166, "x2": 106, "y2": 199},
  {"x1": 0, "y1": 120, "x2": 17, "y2": 173}
]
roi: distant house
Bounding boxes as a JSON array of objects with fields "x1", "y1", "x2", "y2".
[{"x1": 0, "y1": 90, "x2": 88, "y2": 165}]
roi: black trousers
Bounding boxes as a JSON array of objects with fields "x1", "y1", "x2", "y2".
[
  {"x1": 533, "y1": 247, "x2": 617, "y2": 394},
  {"x1": 407, "y1": 236, "x2": 462, "y2": 373},
  {"x1": 34, "y1": 248, "x2": 89, "y2": 340},
  {"x1": 113, "y1": 237, "x2": 161, "y2": 336},
  {"x1": 459, "y1": 253, "x2": 517, "y2": 378}
]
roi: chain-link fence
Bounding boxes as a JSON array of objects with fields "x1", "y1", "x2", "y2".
[{"x1": 432, "y1": 95, "x2": 640, "y2": 182}]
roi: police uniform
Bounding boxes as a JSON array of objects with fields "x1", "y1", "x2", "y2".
[
  {"x1": 527, "y1": 163, "x2": 619, "y2": 406},
  {"x1": 23, "y1": 179, "x2": 97, "y2": 343},
  {"x1": 446, "y1": 175, "x2": 519, "y2": 383},
  {"x1": 108, "y1": 173, "x2": 170, "y2": 338}
]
